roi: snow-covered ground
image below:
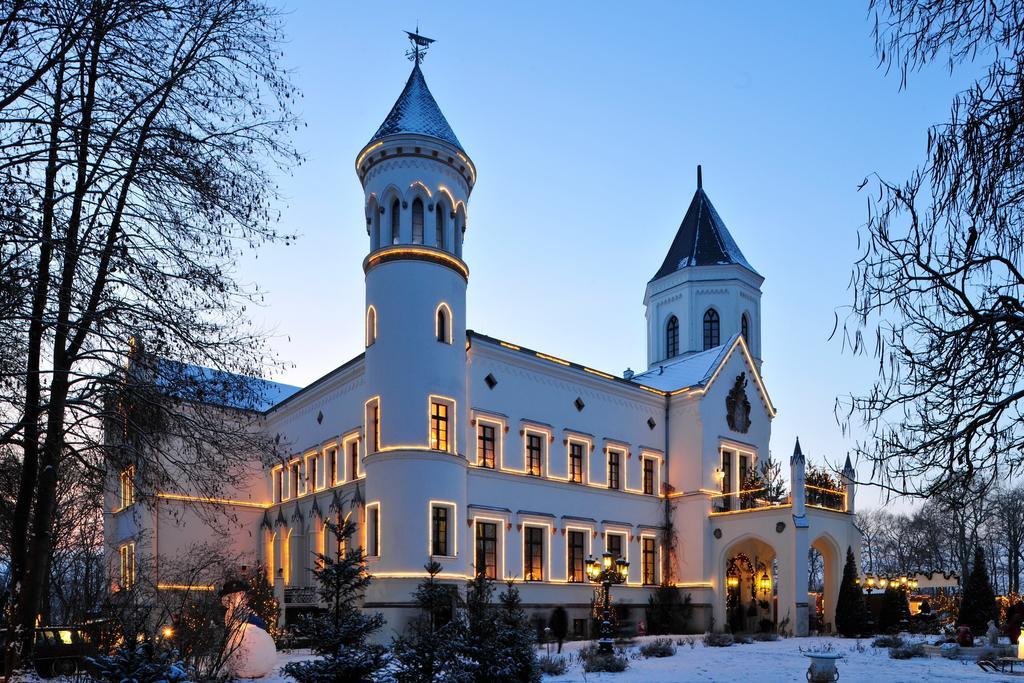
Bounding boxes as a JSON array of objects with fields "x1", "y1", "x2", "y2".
[{"x1": 254, "y1": 636, "x2": 1012, "y2": 683}]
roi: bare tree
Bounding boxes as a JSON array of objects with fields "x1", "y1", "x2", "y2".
[
  {"x1": 0, "y1": 0, "x2": 300, "y2": 673},
  {"x1": 838, "y1": 0, "x2": 1024, "y2": 498}
]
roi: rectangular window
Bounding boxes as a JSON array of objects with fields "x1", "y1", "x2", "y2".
[
  {"x1": 272, "y1": 468, "x2": 283, "y2": 503},
  {"x1": 569, "y1": 443, "x2": 584, "y2": 483},
  {"x1": 567, "y1": 530, "x2": 586, "y2": 582},
  {"x1": 643, "y1": 457, "x2": 655, "y2": 495},
  {"x1": 289, "y1": 461, "x2": 300, "y2": 499},
  {"x1": 327, "y1": 449, "x2": 337, "y2": 486},
  {"x1": 366, "y1": 399, "x2": 380, "y2": 453},
  {"x1": 430, "y1": 401, "x2": 449, "y2": 452},
  {"x1": 119, "y1": 543, "x2": 135, "y2": 589},
  {"x1": 119, "y1": 466, "x2": 134, "y2": 510},
  {"x1": 607, "y1": 533, "x2": 624, "y2": 560},
  {"x1": 642, "y1": 537, "x2": 656, "y2": 585},
  {"x1": 739, "y1": 454, "x2": 749, "y2": 490},
  {"x1": 431, "y1": 505, "x2": 450, "y2": 556},
  {"x1": 524, "y1": 526, "x2": 544, "y2": 581},
  {"x1": 306, "y1": 454, "x2": 318, "y2": 492},
  {"x1": 349, "y1": 440, "x2": 360, "y2": 481},
  {"x1": 475, "y1": 521, "x2": 498, "y2": 579},
  {"x1": 367, "y1": 505, "x2": 380, "y2": 557},
  {"x1": 608, "y1": 450, "x2": 621, "y2": 490},
  {"x1": 526, "y1": 433, "x2": 543, "y2": 477},
  {"x1": 477, "y1": 423, "x2": 496, "y2": 468},
  {"x1": 721, "y1": 450, "x2": 733, "y2": 511}
]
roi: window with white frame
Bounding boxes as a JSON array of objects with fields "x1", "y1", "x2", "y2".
[
  {"x1": 567, "y1": 530, "x2": 586, "y2": 582},
  {"x1": 365, "y1": 399, "x2": 380, "y2": 453},
  {"x1": 569, "y1": 442, "x2": 584, "y2": 484},
  {"x1": 524, "y1": 526, "x2": 544, "y2": 581},
  {"x1": 642, "y1": 537, "x2": 657, "y2": 585},
  {"x1": 272, "y1": 467, "x2": 284, "y2": 503},
  {"x1": 607, "y1": 449, "x2": 622, "y2": 490},
  {"x1": 526, "y1": 432, "x2": 543, "y2": 477},
  {"x1": 119, "y1": 543, "x2": 135, "y2": 589},
  {"x1": 119, "y1": 466, "x2": 134, "y2": 510},
  {"x1": 475, "y1": 520, "x2": 498, "y2": 579},
  {"x1": 431, "y1": 504, "x2": 453, "y2": 557},
  {"x1": 477, "y1": 422, "x2": 496, "y2": 468},
  {"x1": 367, "y1": 504, "x2": 380, "y2": 557},
  {"x1": 606, "y1": 532, "x2": 625, "y2": 560}
]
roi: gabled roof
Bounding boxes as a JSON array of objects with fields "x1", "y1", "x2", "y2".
[
  {"x1": 652, "y1": 177, "x2": 757, "y2": 281},
  {"x1": 630, "y1": 334, "x2": 776, "y2": 415},
  {"x1": 369, "y1": 62, "x2": 464, "y2": 152},
  {"x1": 630, "y1": 342, "x2": 733, "y2": 392}
]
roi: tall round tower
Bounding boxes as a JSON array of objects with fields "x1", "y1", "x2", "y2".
[{"x1": 356, "y1": 36, "x2": 475, "y2": 584}]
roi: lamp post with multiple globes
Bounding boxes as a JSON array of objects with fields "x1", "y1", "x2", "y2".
[{"x1": 586, "y1": 551, "x2": 629, "y2": 654}]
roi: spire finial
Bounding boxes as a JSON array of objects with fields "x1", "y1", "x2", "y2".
[
  {"x1": 697, "y1": 164, "x2": 702, "y2": 190},
  {"x1": 405, "y1": 27, "x2": 435, "y2": 66}
]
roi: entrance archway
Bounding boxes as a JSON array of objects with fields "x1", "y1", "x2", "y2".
[
  {"x1": 722, "y1": 536, "x2": 778, "y2": 634},
  {"x1": 810, "y1": 533, "x2": 842, "y2": 633}
]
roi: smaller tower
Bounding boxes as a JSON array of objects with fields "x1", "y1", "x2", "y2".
[
  {"x1": 789, "y1": 437, "x2": 806, "y2": 519},
  {"x1": 644, "y1": 166, "x2": 763, "y2": 368},
  {"x1": 841, "y1": 453, "x2": 856, "y2": 514}
]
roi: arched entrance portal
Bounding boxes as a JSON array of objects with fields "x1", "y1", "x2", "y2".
[
  {"x1": 810, "y1": 534, "x2": 842, "y2": 633},
  {"x1": 723, "y1": 536, "x2": 777, "y2": 634}
]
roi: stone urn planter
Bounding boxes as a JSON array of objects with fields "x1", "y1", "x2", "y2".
[{"x1": 804, "y1": 651, "x2": 842, "y2": 682}]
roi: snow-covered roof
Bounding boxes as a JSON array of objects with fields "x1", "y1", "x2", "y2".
[
  {"x1": 369, "y1": 63, "x2": 464, "y2": 153},
  {"x1": 629, "y1": 337, "x2": 736, "y2": 392},
  {"x1": 157, "y1": 359, "x2": 301, "y2": 412},
  {"x1": 652, "y1": 184, "x2": 757, "y2": 281}
]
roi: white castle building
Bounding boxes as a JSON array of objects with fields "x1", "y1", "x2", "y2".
[{"x1": 105, "y1": 46, "x2": 861, "y2": 638}]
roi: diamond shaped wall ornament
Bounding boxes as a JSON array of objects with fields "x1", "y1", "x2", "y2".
[
  {"x1": 316, "y1": 410, "x2": 324, "y2": 425},
  {"x1": 484, "y1": 373, "x2": 497, "y2": 389},
  {"x1": 574, "y1": 397, "x2": 585, "y2": 412},
  {"x1": 647, "y1": 417, "x2": 657, "y2": 430}
]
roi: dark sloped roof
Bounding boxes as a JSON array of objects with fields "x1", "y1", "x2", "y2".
[
  {"x1": 369, "y1": 63, "x2": 464, "y2": 152},
  {"x1": 157, "y1": 359, "x2": 300, "y2": 412},
  {"x1": 652, "y1": 186, "x2": 757, "y2": 281}
]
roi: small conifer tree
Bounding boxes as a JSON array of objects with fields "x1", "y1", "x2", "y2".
[
  {"x1": 959, "y1": 545, "x2": 998, "y2": 634},
  {"x1": 494, "y1": 581, "x2": 541, "y2": 683},
  {"x1": 878, "y1": 586, "x2": 910, "y2": 633},
  {"x1": 834, "y1": 546, "x2": 866, "y2": 636},
  {"x1": 282, "y1": 518, "x2": 386, "y2": 683},
  {"x1": 245, "y1": 563, "x2": 279, "y2": 634},
  {"x1": 391, "y1": 561, "x2": 471, "y2": 683}
]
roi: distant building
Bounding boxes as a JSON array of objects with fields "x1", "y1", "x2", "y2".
[{"x1": 105, "y1": 46, "x2": 861, "y2": 637}]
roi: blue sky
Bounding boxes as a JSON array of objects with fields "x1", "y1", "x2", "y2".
[{"x1": 241, "y1": 2, "x2": 980, "y2": 510}]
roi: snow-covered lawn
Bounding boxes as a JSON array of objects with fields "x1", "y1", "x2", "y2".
[
  {"x1": 253, "y1": 635, "x2": 1012, "y2": 683},
  {"x1": 535, "y1": 635, "x2": 1011, "y2": 683}
]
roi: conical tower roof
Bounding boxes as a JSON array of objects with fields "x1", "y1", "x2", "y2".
[
  {"x1": 368, "y1": 62, "x2": 464, "y2": 153},
  {"x1": 652, "y1": 167, "x2": 757, "y2": 281}
]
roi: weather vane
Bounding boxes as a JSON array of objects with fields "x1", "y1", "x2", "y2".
[{"x1": 405, "y1": 25, "x2": 435, "y2": 65}]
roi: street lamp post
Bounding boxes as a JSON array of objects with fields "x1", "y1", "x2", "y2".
[{"x1": 586, "y1": 551, "x2": 629, "y2": 654}]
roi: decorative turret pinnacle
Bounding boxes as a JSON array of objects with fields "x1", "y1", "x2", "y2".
[
  {"x1": 791, "y1": 436, "x2": 805, "y2": 464},
  {"x1": 842, "y1": 453, "x2": 855, "y2": 477}
]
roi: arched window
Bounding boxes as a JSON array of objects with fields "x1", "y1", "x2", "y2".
[
  {"x1": 366, "y1": 306, "x2": 377, "y2": 347},
  {"x1": 435, "y1": 204, "x2": 446, "y2": 249},
  {"x1": 390, "y1": 199, "x2": 400, "y2": 245},
  {"x1": 436, "y1": 303, "x2": 451, "y2": 343},
  {"x1": 412, "y1": 198, "x2": 424, "y2": 244},
  {"x1": 703, "y1": 308, "x2": 720, "y2": 350},
  {"x1": 665, "y1": 315, "x2": 679, "y2": 359},
  {"x1": 741, "y1": 313, "x2": 750, "y2": 343}
]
